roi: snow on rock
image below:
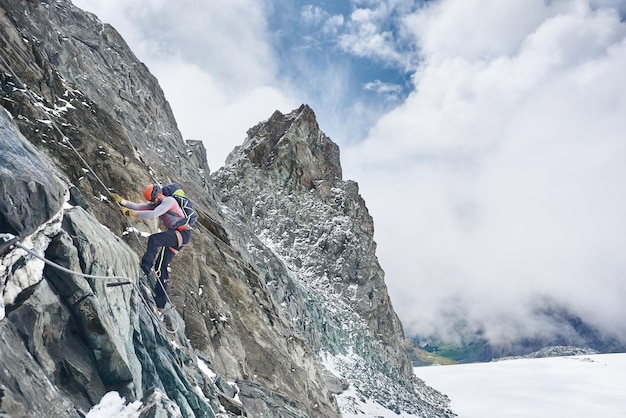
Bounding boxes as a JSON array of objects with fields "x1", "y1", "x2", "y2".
[
  {"x1": 86, "y1": 392, "x2": 142, "y2": 418},
  {"x1": 213, "y1": 105, "x2": 455, "y2": 417}
]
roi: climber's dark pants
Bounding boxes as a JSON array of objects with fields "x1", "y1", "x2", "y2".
[{"x1": 141, "y1": 228, "x2": 191, "y2": 309}]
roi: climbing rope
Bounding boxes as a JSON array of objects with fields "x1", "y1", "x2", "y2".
[{"x1": 0, "y1": 52, "x2": 181, "y2": 334}]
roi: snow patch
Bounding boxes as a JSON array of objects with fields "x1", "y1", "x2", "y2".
[
  {"x1": 336, "y1": 385, "x2": 423, "y2": 418},
  {"x1": 123, "y1": 226, "x2": 151, "y2": 238},
  {"x1": 1, "y1": 206, "x2": 64, "y2": 315},
  {"x1": 86, "y1": 392, "x2": 141, "y2": 418},
  {"x1": 197, "y1": 358, "x2": 216, "y2": 381}
]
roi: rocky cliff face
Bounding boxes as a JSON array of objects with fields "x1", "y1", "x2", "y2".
[
  {"x1": 0, "y1": 1, "x2": 454, "y2": 417},
  {"x1": 212, "y1": 106, "x2": 451, "y2": 416}
]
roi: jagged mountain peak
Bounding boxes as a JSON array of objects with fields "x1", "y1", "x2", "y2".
[
  {"x1": 227, "y1": 104, "x2": 342, "y2": 191},
  {"x1": 213, "y1": 106, "x2": 455, "y2": 417},
  {"x1": 0, "y1": 2, "x2": 454, "y2": 417}
]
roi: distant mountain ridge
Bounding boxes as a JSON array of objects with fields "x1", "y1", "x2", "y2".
[
  {"x1": 495, "y1": 346, "x2": 600, "y2": 361},
  {"x1": 415, "y1": 299, "x2": 626, "y2": 364}
]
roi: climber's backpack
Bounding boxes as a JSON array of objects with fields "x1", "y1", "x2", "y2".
[{"x1": 161, "y1": 183, "x2": 197, "y2": 228}]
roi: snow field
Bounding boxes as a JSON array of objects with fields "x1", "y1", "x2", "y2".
[{"x1": 415, "y1": 353, "x2": 626, "y2": 418}]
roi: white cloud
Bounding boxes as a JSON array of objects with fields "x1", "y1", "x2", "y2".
[
  {"x1": 324, "y1": 14, "x2": 346, "y2": 35},
  {"x1": 344, "y1": 0, "x2": 626, "y2": 345},
  {"x1": 363, "y1": 79, "x2": 403, "y2": 95},
  {"x1": 73, "y1": 0, "x2": 626, "y2": 348},
  {"x1": 301, "y1": 5, "x2": 327, "y2": 26},
  {"x1": 338, "y1": 1, "x2": 415, "y2": 67},
  {"x1": 73, "y1": 0, "x2": 297, "y2": 171},
  {"x1": 99, "y1": 0, "x2": 277, "y2": 90},
  {"x1": 300, "y1": 5, "x2": 345, "y2": 36},
  {"x1": 148, "y1": 58, "x2": 295, "y2": 169}
]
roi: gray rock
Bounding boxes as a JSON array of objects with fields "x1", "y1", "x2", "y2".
[
  {"x1": 0, "y1": 108, "x2": 65, "y2": 237},
  {"x1": 0, "y1": 1, "x2": 454, "y2": 417},
  {"x1": 213, "y1": 105, "x2": 454, "y2": 416}
]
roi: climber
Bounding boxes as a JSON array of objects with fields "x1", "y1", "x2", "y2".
[{"x1": 111, "y1": 184, "x2": 191, "y2": 316}]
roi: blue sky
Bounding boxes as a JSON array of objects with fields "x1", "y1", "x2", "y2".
[
  {"x1": 266, "y1": 0, "x2": 417, "y2": 141},
  {"x1": 72, "y1": 0, "x2": 420, "y2": 159},
  {"x1": 73, "y1": 0, "x2": 626, "y2": 348}
]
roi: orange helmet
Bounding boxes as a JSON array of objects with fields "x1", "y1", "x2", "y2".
[{"x1": 143, "y1": 184, "x2": 162, "y2": 201}]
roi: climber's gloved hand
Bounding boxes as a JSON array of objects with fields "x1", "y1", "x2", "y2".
[
  {"x1": 120, "y1": 208, "x2": 136, "y2": 217},
  {"x1": 110, "y1": 193, "x2": 124, "y2": 204}
]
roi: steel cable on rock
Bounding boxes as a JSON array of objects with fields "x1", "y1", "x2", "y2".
[
  {"x1": 1, "y1": 233, "x2": 130, "y2": 281},
  {"x1": 1, "y1": 30, "x2": 213, "y2": 412},
  {"x1": 0, "y1": 53, "x2": 180, "y2": 333},
  {"x1": 2, "y1": 43, "x2": 215, "y2": 413},
  {"x1": 17, "y1": 242, "x2": 130, "y2": 280}
]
